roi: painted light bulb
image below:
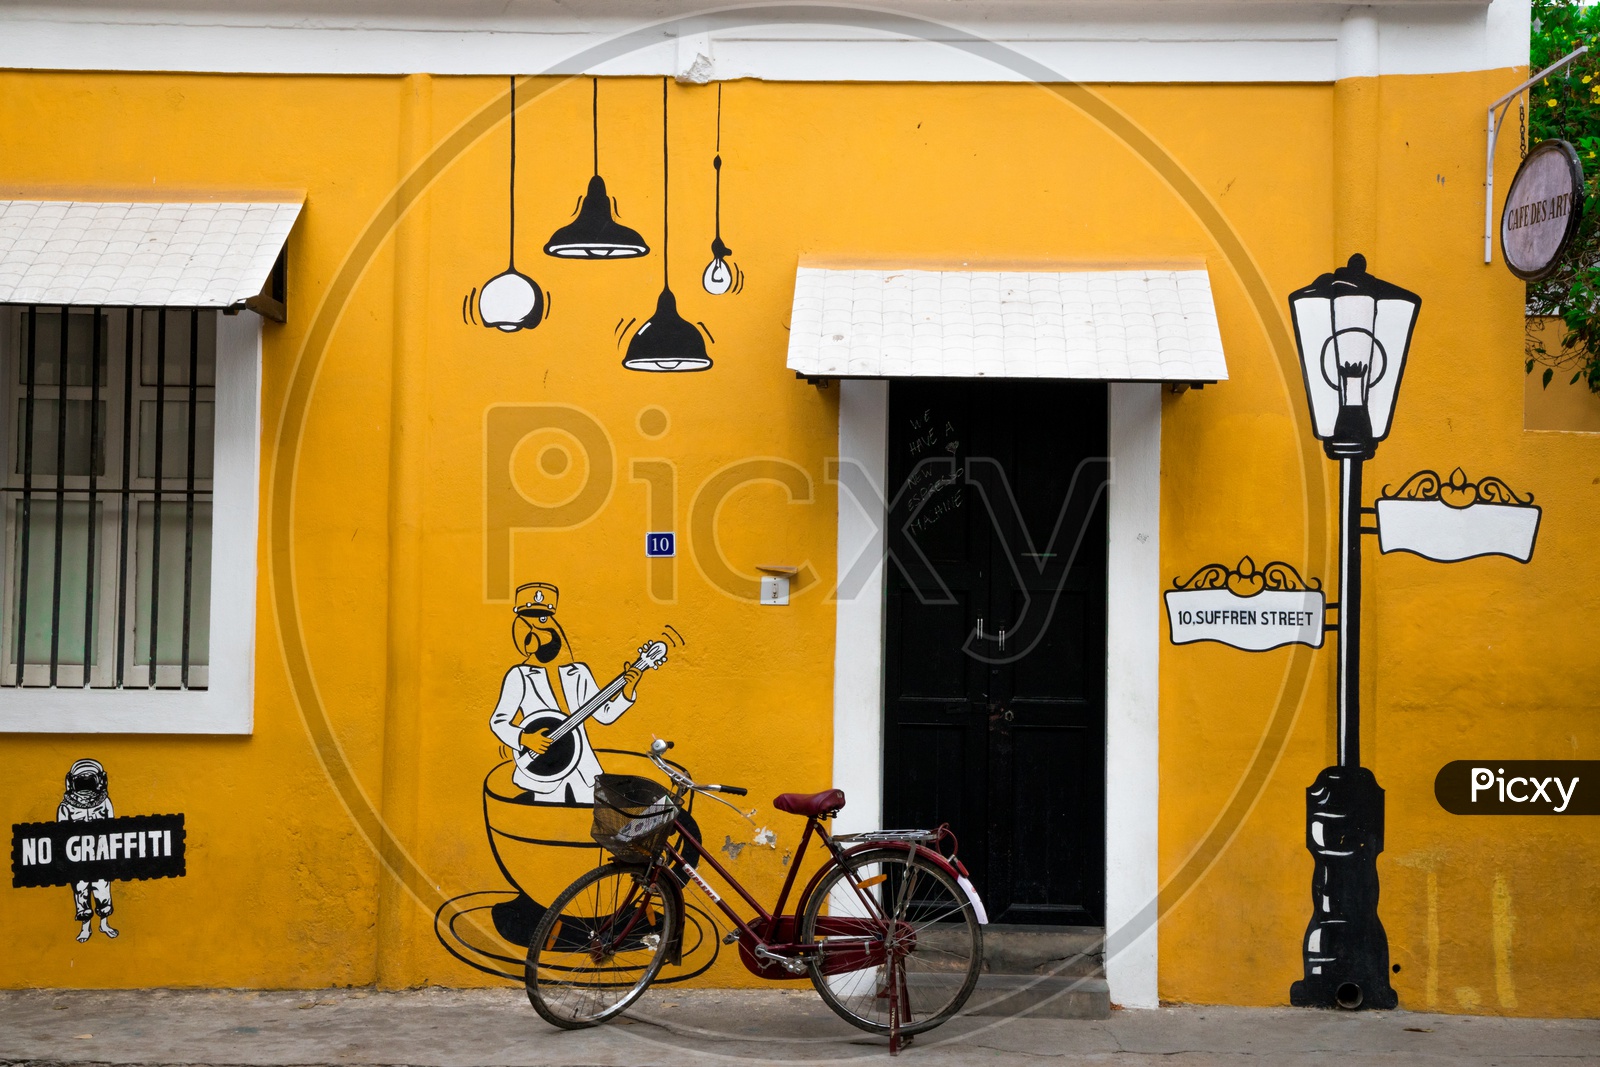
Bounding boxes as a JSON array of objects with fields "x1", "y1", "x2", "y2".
[
  {"x1": 702, "y1": 258, "x2": 732, "y2": 295},
  {"x1": 478, "y1": 268, "x2": 545, "y2": 332},
  {"x1": 701, "y1": 236, "x2": 735, "y2": 296}
]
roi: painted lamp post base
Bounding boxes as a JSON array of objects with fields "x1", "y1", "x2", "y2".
[{"x1": 1290, "y1": 766, "x2": 1399, "y2": 1011}]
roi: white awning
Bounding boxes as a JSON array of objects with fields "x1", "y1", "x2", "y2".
[
  {"x1": 0, "y1": 199, "x2": 301, "y2": 309},
  {"x1": 786, "y1": 266, "x2": 1228, "y2": 382}
]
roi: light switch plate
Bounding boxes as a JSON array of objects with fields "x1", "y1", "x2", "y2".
[{"x1": 760, "y1": 575, "x2": 790, "y2": 606}]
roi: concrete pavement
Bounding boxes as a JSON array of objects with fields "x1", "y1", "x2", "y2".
[{"x1": 0, "y1": 988, "x2": 1595, "y2": 1066}]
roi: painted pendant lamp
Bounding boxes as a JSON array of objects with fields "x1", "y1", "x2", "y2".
[
  {"x1": 623, "y1": 78, "x2": 713, "y2": 373},
  {"x1": 701, "y1": 84, "x2": 743, "y2": 296},
  {"x1": 545, "y1": 78, "x2": 650, "y2": 259},
  {"x1": 476, "y1": 76, "x2": 546, "y2": 332}
]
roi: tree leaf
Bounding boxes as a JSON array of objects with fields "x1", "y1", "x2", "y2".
[{"x1": 1543, "y1": 367, "x2": 1555, "y2": 388}]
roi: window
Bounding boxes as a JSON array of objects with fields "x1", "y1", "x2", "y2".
[{"x1": 0, "y1": 306, "x2": 260, "y2": 732}]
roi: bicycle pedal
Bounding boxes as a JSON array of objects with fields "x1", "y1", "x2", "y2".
[
  {"x1": 723, "y1": 930, "x2": 741, "y2": 945},
  {"x1": 753, "y1": 945, "x2": 809, "y2": 975}
]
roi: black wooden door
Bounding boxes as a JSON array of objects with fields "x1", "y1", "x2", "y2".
[{"x1": 883, "y1": 379, "x2": 1107, "y2": 925}]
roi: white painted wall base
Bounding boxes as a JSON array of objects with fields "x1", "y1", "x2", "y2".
[{"x1": 830, "y1": 377, "x2": 1161, "y2": 1008}]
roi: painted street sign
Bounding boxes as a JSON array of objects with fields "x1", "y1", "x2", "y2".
[
  {"x1": 1376, "y1": 468, "x2": 1541, "y2": 564},
  {"x1": 1500, "y1": 139, "x2": 1584, "y2": 281},
  {"x1": 11, "y1": 813, "x2": 186, "y2": 889},
  {"x1": 1164, "y1": 558, "x2": 1324, "y2": 651}
]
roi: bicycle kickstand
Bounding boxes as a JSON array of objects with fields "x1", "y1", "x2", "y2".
[
  {"x1": 888, "y1": 957, "x2": 900, "y2": 1056},
  {"x1": 887, "y1": 956, "x2": 913, "y2": 1055}
]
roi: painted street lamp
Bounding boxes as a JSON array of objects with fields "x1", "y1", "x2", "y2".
[
  {"x1": 1286, "y1": 254, "x2": 1420, "y2": 1011},
  {"x1": 1290, "y1": 253, "x2": 1419, "y2": 462}
]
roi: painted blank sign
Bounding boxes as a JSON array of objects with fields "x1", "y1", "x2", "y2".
[{"x1": 1375, "y1": 500, "x2": 1540, "y2": 563}]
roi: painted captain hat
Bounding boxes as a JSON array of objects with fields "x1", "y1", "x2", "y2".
[{"x1": 513, "y1": 582, "x2": 559, "y2": 617}]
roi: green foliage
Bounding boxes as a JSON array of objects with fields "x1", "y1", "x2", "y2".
[{"x1": 1526, "y1": 0, "x2": 1600, "y2": 392}]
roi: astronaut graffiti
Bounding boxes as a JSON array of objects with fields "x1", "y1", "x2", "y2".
[{"x1": 9, "y1": 759, "x2": 187, "y2": 942}]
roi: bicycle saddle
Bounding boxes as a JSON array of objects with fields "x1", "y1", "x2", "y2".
[{"x1": 773, "y1": 789, "x2": 846, "y2": 818}]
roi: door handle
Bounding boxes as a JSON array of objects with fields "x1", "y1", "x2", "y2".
[
  {"x1": 976, "y1": 617, "x2": 984, "y2": 641},
  {"x1": 998, "y1": 628, "x2": 1006, "y2": 651},
  {"x1": 1003, "y1": 708, "x2": 1015, "y2": 723}
]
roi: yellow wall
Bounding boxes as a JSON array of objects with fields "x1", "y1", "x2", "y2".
[{"x1": 0, "y1": 67, "x2": 1595, "y2": 1016}]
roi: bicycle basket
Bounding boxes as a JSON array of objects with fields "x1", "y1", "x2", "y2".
[{"x1": 591, "y1": 774, "x2": 677, "y2": 862}]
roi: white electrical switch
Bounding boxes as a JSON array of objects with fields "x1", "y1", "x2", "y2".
[{"x1": 760, "y1": 576, "x2": 790, "y2": 606}]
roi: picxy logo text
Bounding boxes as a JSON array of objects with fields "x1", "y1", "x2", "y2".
[{"x1": 1435, "y1": 760, "x2": 1597, "y2": 815}]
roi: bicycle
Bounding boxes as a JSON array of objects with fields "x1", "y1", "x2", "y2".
[{"x1": 524, "y1": 738, "x2": 988, "y2": 1053}]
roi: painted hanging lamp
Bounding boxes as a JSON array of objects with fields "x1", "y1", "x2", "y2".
[
  {"x1": 622, "y1": 78, "x2": 713, "y2": 373},
  {"x1": 544, "y1": 78, "x2": 650, "y2": 259},
  {"x1": 701, "y1": 84, "x2": 743, "y2": 296},
  {"x1": 476, "y1": 75, "x2": 546, "y2": 332}
]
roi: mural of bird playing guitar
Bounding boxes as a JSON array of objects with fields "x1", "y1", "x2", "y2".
[{"x1": 489, "y1": 582, "x2": 668, "y2": 804}]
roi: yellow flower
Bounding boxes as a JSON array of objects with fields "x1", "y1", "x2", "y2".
[
  {"x1": 1548, "y1": 97, "x2": 1560, "y2": 107},
  {"x1": 1587, "y1": 75, "x2": 1595, "y2": 84}
]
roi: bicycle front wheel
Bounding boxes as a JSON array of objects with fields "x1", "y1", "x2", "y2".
[
  {"x1": 800, "y1": 846, "x2": 983, "y2": 1036},
  {"x1": 524, "y1": 862, "x2": 679, "y2": 1029}
]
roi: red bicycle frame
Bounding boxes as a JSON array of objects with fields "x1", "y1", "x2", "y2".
[{"x1": 654, "y1": 809, "x2": 967, "y2": 982}]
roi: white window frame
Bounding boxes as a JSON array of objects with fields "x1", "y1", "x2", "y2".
[{"x1": 0, "y1": 310, "x2": 260, "y2": 734}]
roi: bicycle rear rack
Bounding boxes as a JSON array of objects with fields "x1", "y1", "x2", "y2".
[{"x1": 831, "y1": 829, "x2": 940, "y2": 844}]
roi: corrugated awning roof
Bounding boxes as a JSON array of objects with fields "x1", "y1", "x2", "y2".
[
  {"x1": 0, "y1": 199, "x2": 301, "y2": 309},
  {"x1": 786, "y1": 266, "x2": 1228, "y2": 382}
]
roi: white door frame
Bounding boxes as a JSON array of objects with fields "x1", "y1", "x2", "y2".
[{"x1": 830, "y1": 378, "x2": 1160, "y2": 1009}]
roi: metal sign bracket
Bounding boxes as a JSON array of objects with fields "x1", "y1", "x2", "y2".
[{"x1": 1485, "y1": 46, "x2": 1588, "y2": 265}]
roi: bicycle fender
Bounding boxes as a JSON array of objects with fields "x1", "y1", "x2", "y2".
[
  {"x1": 674, "y1": 811, "x2": 703, "y2": 870},
  {"x1": 955, "y1": 872, "x2": 989, "y2": 925},
  {"x1": 896, "y1": 843, "x2": 989, "y2": 926},
  {"x1": 659, "y1": 873, "x2": 686, "y2": 967}
]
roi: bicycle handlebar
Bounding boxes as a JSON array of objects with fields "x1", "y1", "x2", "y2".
[{"x1": 649, "y1": 739, "x2": 747, "y2": 798}]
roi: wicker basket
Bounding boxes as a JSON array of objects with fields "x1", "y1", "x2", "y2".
[{"x1": 591, "y1": 774, "x2": 677, "y2": 863}]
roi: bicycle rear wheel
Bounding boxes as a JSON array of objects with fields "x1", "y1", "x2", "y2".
[
  {"x1": 799, "y1": 846, "x2": 982, "y2": 1036},
  {"x1": 524, "y1": 862, "x2": 679, "y2": 1029}
]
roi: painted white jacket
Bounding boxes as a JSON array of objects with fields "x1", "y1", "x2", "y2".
[{"x1": 489, "y1": 662, "x2": 632, "y2": 802}]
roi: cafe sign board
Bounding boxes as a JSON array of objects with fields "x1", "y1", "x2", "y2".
[{"x1": 1500, "y1": 139, "x2": 1585, "y2": 281}]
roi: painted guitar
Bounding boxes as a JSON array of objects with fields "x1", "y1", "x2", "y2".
[{"x1": 516, "y1": 641, "x2": 669, "y2": 785}]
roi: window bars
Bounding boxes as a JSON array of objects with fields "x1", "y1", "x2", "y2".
[{"x1": 3, "y1": 306, "x2": 215, "y2": 689}]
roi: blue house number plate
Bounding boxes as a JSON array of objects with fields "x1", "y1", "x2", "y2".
[{"x1": 646, "y1": 532, "x2": 676, "y2": 557}]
